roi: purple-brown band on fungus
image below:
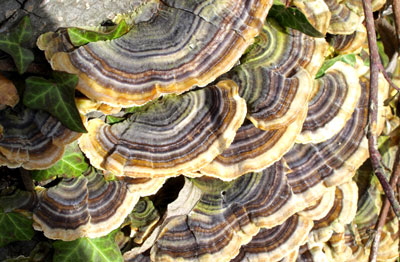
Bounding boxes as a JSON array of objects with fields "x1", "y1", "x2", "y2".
[
  {"x1": 297, "y1": 61, "x2": 361, "y2": 144},
  {"x1": 33, "y1": 168, "x2": 165, "y2": 240},
  {"x1": 231, "y1": 215, "x2": 313, "y2": 262}
]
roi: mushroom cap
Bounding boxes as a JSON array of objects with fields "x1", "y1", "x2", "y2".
[
  {"x1": 307, "y1": 181, "x2": 358, "y2": 246},
  {"x1": 33, "y1": 168, "x2": 165, "y2": 240},
  {"x1": 75, "y1": 97, "x2": 121, "y2": 115},
  {"x1": 342, "y1": 0, "x2": 387, "y2": 16},
  {"x1": 329, "y1": 24, "x2": 367, "y2": 54},
  {"x1": 0, "y1": 105, "x2": 80, "y2": 169},
  {"x1": 239, "y1": 19, "x2": 328, "y2": 78},
  {"x1": 200, "y1": 105, "x2": 306, "y2": 179},
  {"x1": 298, "y1": 186, "x2": 336, "y2": 220},
  {"x1": 50, "y1": 0, "x2": 273, "y2": 107},
  {"x1": 292, "y1": 0, "x2": 331, "y2": 35},
  {"x1": 231, "y1": 215, "x2": 313, "y2": 262},
  {"x1": 278, "y1": 250, "x2": 299, "y2": 262},
  {"x1": 36, "y1": 30, "x2": 74, "y2": 61},
  {"x1": 297, "y1": 61, "x2": 361, "y2": 144},
  {"x1": 79, "y1": 80, "x2": 246, "y2": 178},
  {"x1": 324, "y1": 0, "x2": 362, "y2": 35},
  {"x1": 0, "y1": 73, "x2": 19, "y2": 109},
  {"x1": 283, "y1": 73, "x2": 388, "y2": 204},
  {"x1": 231, "y1": 66, "x2": 312, "y2": 130},
  {"x1": 127, "y1": 197, "x2": 160, "y2": 244}
]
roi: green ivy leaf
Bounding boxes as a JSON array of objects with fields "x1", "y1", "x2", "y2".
[
  {"x1": 67, "y1": 20, "x2": 129, "y2": 46},
  {"x1": 31, "y1": 141, "x2": 89, "y2": 181},
  {"x1": 23, "y1": 72, "x2": 87, "y2": 133},
  {"x1": 53, "y1": 233, "x2": 123, "y2": 262},
  {"x1": 273, "y1": 0, "x2": 284, "y2": 4},
  {"x1": 316, "y1": 54, "x2": 356, "y2": 78},
  {"x1": 106, "y1": 115, "x2": 125, "y2": 124},
  {"x1": 268, "y1": 4, "x2": 324, "y2": 37},
  {"x1": 0, "y1": 16, "x2": 34, "y2": 74},
  {"x1": 0, "y1": 210, "x2": 34, "y2": 247}
]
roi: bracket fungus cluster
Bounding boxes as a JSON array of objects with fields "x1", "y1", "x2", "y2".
[{"x1": 1, "y1": 0, "x2": 398, "y2": 261}]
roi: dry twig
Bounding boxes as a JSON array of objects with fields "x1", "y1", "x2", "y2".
[
  {"x1": 363, "y1": 0, "x2": 400, "y2": 261},
  {"x1": 363, "y1": 0, "x2": 400, "y2": 219},
  {"x1": 369, "y1": 145, "x2": 400, "y2": 262}
]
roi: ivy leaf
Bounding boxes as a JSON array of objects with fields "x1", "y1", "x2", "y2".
[
  {"x1": 0, "y1": 16, "x2": 34, "y2": 74},
  {"x1": 268, "y1": 4, "x2": 324, "y2": 37},
  {"x1": 31, "y1": 141, "x2": 89, "y2": 181},
  {"x1": 0, "y1": 210, "x2": 34, "y2": 247},
  {"x1": 316, "y1": 54, "x2": 356, "y2": 78},
  {"x1": 106, "y1": 115, "x2": 125, "y2": 124},
  {"x1": 53, "y1": 232, "x2": 123, "y2": 262},
  {"x1": 67, "y1": 20, "x2": 129, "y2": 46},
  {"x1": 23, "y1": 72, "x2": 87, "y2": 133},
  {"x1": 273, "y1": 0, "x2": 284, "y2": 4}
]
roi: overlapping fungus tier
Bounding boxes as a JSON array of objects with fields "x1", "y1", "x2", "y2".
[
  {"x1": 238, "y1": 19, "x2": 327, "y2": 78},
  {"x1": 307, "y1": 182, "x2": 358, "y2": 246},
  {"x1": 127, "y1": 197, "x2": 160, "y2": 244},
  {"x1": 297, "y1": 189, "x2": 336, "y2": 230},
  {"x1": 79, "y1": 80, "x2": 246, "y2": 178},
  {"x1": 33, "y1": 168, "x2": 165, "y2": 240},
  {"x1": 0, "y1": 105, "x2": 80, "y2": 169},
  {"x1": 200, "y1": 108, "x2": 305, "y2": 179},
  {"x1": 223, "y1": 18, "x2": 327, "y2": 130},
  {"x1": 228, "y1": 66, "x2": 311, "y2": 130},
  {"x1": 324, "y1": 0, "x2": 362, "y2": 35},
  {"x1": 283, "y1": 76, "x2": 387, "y2": 204},
  {"x1": 329, "y1": 24, "x2": 366, "y2": 54},
  {"x1": 297, "y1": 61, "x2": 361, "y2": 144},
  {"x1": 342, "y1": 0, "x2": 387, "y2": 16},
  {"x1": 147, "y1": 162, "x2": 311, "y2": 262},
  {"x1": 231, "y1": 215, "x2": 313, "y2": 262},
  {"x1": 50, "y1": 0, "x2": 273, "y2": 107},
  {"x1": 292, "y1": 0, "x2": 331, "y2": 35}
]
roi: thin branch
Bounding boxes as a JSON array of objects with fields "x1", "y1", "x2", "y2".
[
  {"x1": 378, "y1": 62, "x2": 400, "y2": 92},
  {"x1": 362, "y1": 0, "x2": 400, "y2": 221},
  {"x1": 369, "y1": 144, "x2": 400, "y2": 262},
  {"x1": 382, "y1": 52, "x2": 399, "y2": 106}
]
